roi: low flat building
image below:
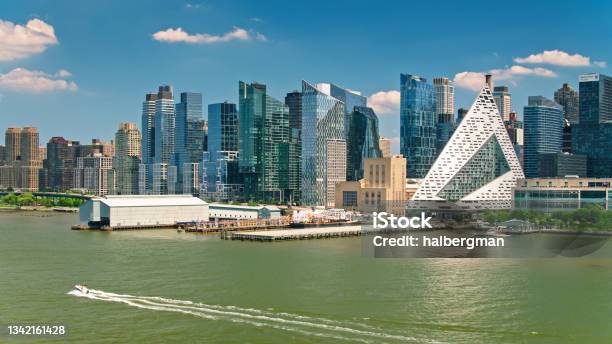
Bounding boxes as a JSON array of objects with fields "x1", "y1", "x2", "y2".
[
  {"x1": 208, "y1": 203, "x2": 281, "y2": 220},
  {"x1": 335, "y1": 155, "x2": 407, "y2": 215},
  {"x1": 79, "y1": 195, "x2": 208, "y2": 229},
  {"x1": 514, "y1": 178, "x2": 611, "y2": 212}
]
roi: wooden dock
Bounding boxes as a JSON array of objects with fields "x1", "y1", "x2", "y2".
[{"x1": 226, "y1": 225, "x2": 368, "y2": 241}]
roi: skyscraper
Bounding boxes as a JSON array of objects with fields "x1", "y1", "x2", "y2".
[
  {"x1": 433, "y1": 77, "x2": 456, "y2": 156},
  {"x1": 346, "y1": 106, "x2": 382, "y2": 181},
  {"x1": 46, "y1": 137, "x2": 80, "y2": 191},
  {"x1": 554, "y1": 83, "x2": 579, "y2": 124},
  {"x1": 239, "y1": 81, "x2": 294, "y2": 203},
  {"x1": 141, "y1": 93, "x2": 157, "y2": 165},
  {"x1": 412, "y1": 84, "x2": 524, "y2": 209},
  {"x1": 493, "y1": 86, "x2": 512, "y2": 121},
  {"x1": 301, "y1": 81, "x2": 346, "y2": 206},
  {"x1": 285, "y1": 91, "x2": 302, "y2": 134},
  {"x1": 572, "y1": 73, "x2": 612, "y2": 177},
  {"x1": 379, "y1": 137, "x2": 391, "y2": 157},
  {"x1": 154, "y1": 85, "x2": 176, "y2": 164},
  {"x1": 5, "y1": 128, "x2": 20, "y2": 163},
  {"x1": 523, "y1": 96, "x2": 564, "y2": 178},
  {"x1": 74, "y1": 151, "x2": 115, "y2": 195},
  {"x1": 285, "y1": 91, "x2": 303, "y2": 203},
  {"x1": 140, "y1": 85, "x2": 178, "y2": 195},
  {"x1": 433, "y1": 77, "x2": 454, "y2": 116},
  {"x1": 202, "y1": 102, "x2": 242, "y2": 201},
  {"x1": 329, "y1": 83, "x2": 367, "y2": 141},
  {"x1": 400, "y1": 74, "x2": 436, "y2": 178},
  {"x1": 114, "y1": 123, "x2": 141, "y2": 195},
  {"x1": 175, "y1": 92, "x2": 204, "y2": 195}
]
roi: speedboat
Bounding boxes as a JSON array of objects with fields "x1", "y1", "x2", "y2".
[{"x1": 75, "y1": 284, "x2": 89, "y2": 294}]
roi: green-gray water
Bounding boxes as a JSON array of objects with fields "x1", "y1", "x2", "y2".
[{"x1": 1, "y1": 211, "x2": 612, "y2": 343}]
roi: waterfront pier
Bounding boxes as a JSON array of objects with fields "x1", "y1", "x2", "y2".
[{"x1": 226, "y1": 225, "x2": 368, "y2": 241}]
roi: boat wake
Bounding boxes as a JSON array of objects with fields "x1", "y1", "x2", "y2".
[{"x1": 67, "y1": 287, "x2": 442, "y2": 343}]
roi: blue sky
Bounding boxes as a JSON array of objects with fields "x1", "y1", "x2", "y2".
[{"x1": 1, "y1": 0, "x2": 611, "y2": 153}]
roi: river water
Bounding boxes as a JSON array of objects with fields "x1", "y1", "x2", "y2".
[{"x1": 1, "y1": 211, "x2": 611, "y2": 343}]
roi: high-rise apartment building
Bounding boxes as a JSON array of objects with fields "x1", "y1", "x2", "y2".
[
  {"x1": 493, "y1": 86, "x2": 512, "y2": 121},
  {"x1": 554, "y1": 83, "x2": 579, "y2": 124},
  {"x1": 141, "y1": 93, "x2": 157, "y2": 165},
  {"x1": 400, "y1": 74, "x2": 436, "y2": 178},
  {"x1": 175, "y1": 92, "x2": 204, "y2": 195},
  {"x1": 411, "y1": 83, "x2": 524, "y2": 209},
  {"x1": 572, "y1": 73, "x2": 612, "y2": 177},
  {"x1": 0, "y1": 145, "x2": 5, "y2": 165},
  {"x1": 140, "y1": 85, "x2": 177, "y2": 195},
  {"x1": 74, "y1": 151, "x2": 115, "y2": 195},
  {"x1": 346, "y1": 106, "x2": 382, "y2": 181},
  {"x1": 239, "y1": 81, "x2": 295, "y2": 203},
  {"x1": 154, "y1": 85, "x2": 176, "y2": 164},
  {"x1": 523, "y1": 96, "x2": 564, "y2": 178},
  {"x1": 433, "y1": 77, "x2": 456, "y2": 156},
  {"x1": 46, "y1": 137, "x2": 80, "y2": 191},
  {"x1": 114, "y1": 123, "x2": 141, "y2": 195},
  {"x1": 5, "y1": 128, "x2": 20, "y2": 163},
  {"x1": 379, "y1": 137, "x2": 391, "y2": 157},
  {"x1": 433, "y1": 77, "x2": 454, "y2": 116},
  {"x1": 301, "y1": 81, "x2": 346, "y2": 206},
  {"x1": 202, "y1": 102, "x2": 242, "y2": 201}
]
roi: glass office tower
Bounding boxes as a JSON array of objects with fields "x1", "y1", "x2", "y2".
[
  {"x1": 523, "y1": 96, "x2": 564, "y2": 178},
  {"x1": 329, "y1": 83, "x2": 367, "y2": 141},
  {"x1": 301, "y1": 81, "x2": 346, "y2": 206},
  {"x1": 202, "y1": 102, "x2": 242, "y2": 201},
  {"x1": 346, "y1": 106, "x2": 382, "y2": 181},
  {"x1": 400, "y1": 74, "x2": 436, "y2": 178},
  {"x1": 175, "y1": 92, "x2": 204, "y2": 194},
  {"x1": 238, "y1": 81, "x2": 293, "y2": 203},
  {"x1": 573, "y1": 73, "x2": 612, "y2": 177}
]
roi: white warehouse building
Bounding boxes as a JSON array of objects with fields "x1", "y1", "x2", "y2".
[{"x1": 80, "y1": 195, "x2": 209, "y2": 229}]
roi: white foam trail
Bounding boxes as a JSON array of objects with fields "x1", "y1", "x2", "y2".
[{"x1": 68, "y1": 288, "x2": 444, "y2": 344}]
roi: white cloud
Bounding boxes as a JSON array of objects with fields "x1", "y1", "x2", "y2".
[
  {"x1": 453, "y1": 65, "x2": 557, "y2": 91},
  {"x1": 594, "y1": 61, "x2": 607, "y2": 68},
  {"x1": 0, "y1": 18, "x2": 58, "y2": 61},
  {"x1": 250, "y1": 17, "x2": 263, "y2": 23},
  {"x1": 185, "y1": 3, "x2": 202, "y2": 9},
  {"x1": 254, "y1": 32, "x2": 267, "y2": 42},
  {"x1": 514, "y1": 49, "x2": 604, "y2": 67},
  {"x1": 489, "y1": 65, "x2": 557, "y2": 80},
  {"x1": 367, "y1": 90, "x2": 400, "y2": 115},
  {"x1": 152, "y1": 26, "x2": 265, "y2": 44},
  {"x1": 0, "y1": 68, "x2": 77, "y2": 93},
  {"x1": 55, "y1": 69, "x2": 72, "y2": 77}
]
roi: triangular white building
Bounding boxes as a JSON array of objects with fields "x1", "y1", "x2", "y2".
[{"x1": 412, "y1": 85, "x2": 525, "y2": 209}]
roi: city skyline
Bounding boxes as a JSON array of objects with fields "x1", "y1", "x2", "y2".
[{"x1": 1, "y1": 1, "x2": 611, "y2": 154}]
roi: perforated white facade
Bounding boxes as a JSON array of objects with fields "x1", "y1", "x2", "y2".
[{"x1": 412, "y1": 86, "x2": 525, "y2": 209}]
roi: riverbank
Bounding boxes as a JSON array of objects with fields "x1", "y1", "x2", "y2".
[{"x1": 0, "y1": 205, "x2": 78, "y2": 213}]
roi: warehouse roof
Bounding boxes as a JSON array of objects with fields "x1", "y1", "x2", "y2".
[{"x1": 96, "y1": 195, "x2": 208, "y2": 208}]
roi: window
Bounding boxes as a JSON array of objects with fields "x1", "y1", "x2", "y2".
[{"x1": 343, "y1": 191, "x2": 358, "y2": 207}]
